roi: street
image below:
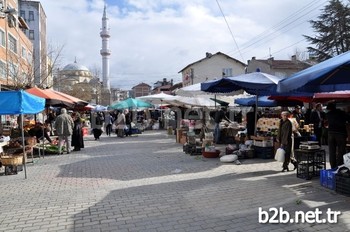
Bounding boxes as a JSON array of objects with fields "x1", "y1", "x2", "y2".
[{"x1": 0, "y1": 131, "x2": 349, "y2": 232}]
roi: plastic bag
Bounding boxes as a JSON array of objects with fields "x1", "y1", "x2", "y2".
[
  {"x1": 275, "y1": 148, "x2": 285, "y2": 162},
  {"x1": 343, "y1": 153, "x2": 350, "y2": 168}
]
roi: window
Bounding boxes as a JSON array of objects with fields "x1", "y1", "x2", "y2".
[
  {"x1": 20, "y1": 10, "x2": 25, "y2": 20},
  {"x1": 8, "y1": 34, "x2": 17, "y2": 53},
  {"x1": 8, "y1": 62, "x2": 18, "y2": 79},
  {"x1": 27, "y1": 52, "x2": 32, "y2": 63},
  {"x1": 0, "y1": 29, "x2": 5, "y2": 47},
  {"x1": 222, "y1": 68, "x2": 233, "y2": 77},
  {"x1": 29, "y1": 30, "x2": 34, "y2": 40},
  {"x1": 0, "y1": 60, "x2": 6, "y2": 78},
  {"x1": 22, "y1": 46, "x2": 27, "y2": 59},
  {"x1": 29, "y1": 11, "x2": 34, "y2": 21}
]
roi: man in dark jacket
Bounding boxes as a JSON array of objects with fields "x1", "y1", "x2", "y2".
[
  {"x1": 326, "y1": 103, "x2": 350, "y2": 169},
  {"x1": 214, "y1": 107, "x2": 226, "y2": 143},
  {"x1": 277, "y1": 111, "x2": 293, "y2": 172}
]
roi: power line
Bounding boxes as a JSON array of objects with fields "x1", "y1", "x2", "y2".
[
  {"x1": 227, "y1": 0, "x2": 328, "y2": 58},
  {"x1": 215, "y1": 0, "x2": 245, "y2": 62}
]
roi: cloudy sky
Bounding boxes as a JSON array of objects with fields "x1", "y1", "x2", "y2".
[{"x1": 39, "y1": 0, "x2": 330, "y2": 90}]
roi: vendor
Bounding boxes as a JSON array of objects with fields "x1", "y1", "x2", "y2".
[
  {"x1": 246, "y1": 105, "x2": 258, "y2": 139},
  {"x1": 214, "y1": 107, "x2": 228, "y2": 143},
  {"x1": 28, "y1": 121, "x2": 52, "y2": 143}
]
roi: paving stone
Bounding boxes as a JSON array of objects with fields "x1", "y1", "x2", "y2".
[{"x1": 0, "y1": 131, "x2": 348, "y2": 231}]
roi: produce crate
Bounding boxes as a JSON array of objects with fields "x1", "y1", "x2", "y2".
[
  {"x1": 320, "y1": 168, "x2": 337, "y2": 190},
  {"x1": 1, "y1": 155, "x2": 23, "y2": 166},
  {"x1": 335, "y1": 175, "x2": 350, "y2": 196},
  {"x1": 253, "y1": 146, "x2": 274, "y2": 159}
]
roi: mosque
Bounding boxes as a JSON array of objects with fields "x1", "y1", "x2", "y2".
[{"x1": 54, "y1": 5, "x2": 111, "y2": 105}]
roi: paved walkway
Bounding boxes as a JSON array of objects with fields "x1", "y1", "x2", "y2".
[{"x1": 0, "y1": 131, "x2": 349, "y2": 232}]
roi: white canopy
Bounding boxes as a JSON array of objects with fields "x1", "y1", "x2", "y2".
[{"x1": 137, "y1": 92, "x2": 178, "y2": 104}]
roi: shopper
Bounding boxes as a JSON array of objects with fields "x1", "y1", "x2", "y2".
[
  {"x1": 54, "y1": 108, "x2": 74, "y2": 155},
  {"x1": 277, "y1": 111, "x2": 293, "y2": 172},
  {"x1": 310, "y1": 103, "x2": 324, "y2": 145},
  {"x1": 326, "y1": 102, "x2": 350, "y2": 169},
  {"x1": 91, "y1": 112, "x2": 104, "y2": 140},
  {"x1": 104, "y1": 111, "x2": 114, "y2": 136},
  {"x1": 71, "y1": 112, "x2": 84, "y2": 151},
  {"x1": 115, "y1": 110, "x2": 126, "y2": 138}
]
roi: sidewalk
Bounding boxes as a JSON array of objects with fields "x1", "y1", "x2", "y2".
[{"x1": 0, "y1": 130, "x2": 349, "y2": 232}]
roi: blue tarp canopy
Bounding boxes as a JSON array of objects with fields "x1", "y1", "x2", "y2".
[
  {"x1": 201, "y1": 72, "x2": 284, "y2": 95},
  {"x1": 277, "y1": 50, "x2": 350, "y2": 93},
  {"x1": 0, "y1": 90, "x2": 45, "y2": 115},
  {"x1": 235, "y1": 96, "x2": 277, "y2": 107}
]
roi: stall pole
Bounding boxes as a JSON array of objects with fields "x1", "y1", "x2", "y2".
[
  {"x1": 254, "y1": 93, "x2": 258, "y2": 136},
  {"x1": 21, "y1": 114, "x2": 27, "y2": 179}
]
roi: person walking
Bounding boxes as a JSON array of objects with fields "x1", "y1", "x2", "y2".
[
  {"x1": 71, "y1": 112, "x2": 84, "y2": 151},
  {"x1": 91, "y1": 112, "x2": 104, "y2": 140},
  {"x1": 54, "y1": 108, "x2": 74, "y2": 155},
  {"x1": 104, "y1": 111, "x2": 114, "y2": 136},
  {"x1": 326, "y1": 102, "x2": 350, "y2": 169},
  {"x1": 115, "y1": 110, "x2": 126, "y2": 138},
  {"x1": 277, "y1": 111, "x2": 293, "y2": 172},
  {"x1": 124, "y1": 109, "x2": 132, "y2": 137}
]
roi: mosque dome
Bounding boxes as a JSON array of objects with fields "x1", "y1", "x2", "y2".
[{"x1": 62, "y1": 62, "x2": 89, "y2": 72}]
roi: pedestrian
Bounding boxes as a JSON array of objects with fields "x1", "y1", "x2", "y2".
[
  {"x1": 326, "y1": 102, "x2": 350, "y2": 169},
  {"x1": 54, "y1": 108, "x2": 74, "y2": 155},
  {"x1": 309, "y1": 103, "x2": 324, "y2": 145},
  {"x1": 124, "y1": 109, "x2": 132, "y2": 137},
  {"x1": 91, "y1": 112, "x2": 104, "y2": 140},
  {"x1": 277, "y1": 111, "x2": 293, "y2": 172},
  {"x1": 115, "y1": 110, "x2": 126, "y2": 138},
  {"x1": 104, "y1": 111, "x2": 114, "y2": 136},
  {"x1": 71, "y1": 112, "x2": 84, "y2": 151}
]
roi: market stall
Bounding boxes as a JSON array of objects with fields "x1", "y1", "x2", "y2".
[{"x1": 0, "y1": 90, "x2": 45, "y2": 178}]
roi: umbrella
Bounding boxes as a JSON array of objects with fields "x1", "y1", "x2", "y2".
[
  {"x1": 92, "y1": 105, "x2": 109, "y2": 112},
  {"x1": 109, "y1": 98, "x2": 153, "y2": 110},
  {"x1": 209, "y1": 98, "x2": 230, "y2": 107},
  {"x1": 51, "y1": 90, "x2": 89, "y2": 107},
  {"x1": 137, "y1": 92, "x2": 178, "y2": 104},
  {"x1": 235, "y1": 96, "x2": 278, "y2": 107},
  {"x1": 313, "y1": 90, "x2": 350, "y2": 102},
  {"x1": 201, "y1": 72, "x2": 284, "y2": 95},
  {"x1": 277, "y1": 50, "x2": 350, "y2": 93},
  {"x1": 236, "y1": 96, "x2": 304, "y2": 107},
  {"x1": 26, "y1": 87, "x2": 75, "y2": 108},
  {"x1": 0, "y1": 90, "x2": 45, "y2": 179}
]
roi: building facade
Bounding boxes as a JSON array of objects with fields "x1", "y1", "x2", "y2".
[
  {"x1": 19, "y1": 0, "x2": 48, "y2": 87},
  {"x1": 246, "y1": 56, "x2": 311, "y2": 77},
  {"x1": 131, "y1": 83, "x2": 151, "y2": 98},
  {"x1": 178, "y1": 52, "x2": 246, "y2": 87},
  {"x1": 0, "y1": 0, "x2": 33, "y2": 90}
]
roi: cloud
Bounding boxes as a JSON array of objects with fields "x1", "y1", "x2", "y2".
[{"x1": 40, "y1": 0, "x2": 328, "y2": 89}]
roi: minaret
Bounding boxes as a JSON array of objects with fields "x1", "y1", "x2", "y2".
[{"x1": 100, "y1": 5, "x2": 111, "y2": 91}]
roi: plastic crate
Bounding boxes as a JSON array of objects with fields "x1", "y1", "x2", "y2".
[
  {"x1": 335, "y1": 175, "x2": 350, "y2": 196},
  {"x1": 320, "y1": 169, "x2": 337, "y2": 190},
  {"x1": 253, "y1": 146, "x2": 274, "y2": 159}
]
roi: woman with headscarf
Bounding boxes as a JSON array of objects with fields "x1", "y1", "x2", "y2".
[{"x1": 71, "y1": 112, "x2": 84, "y2": 151}]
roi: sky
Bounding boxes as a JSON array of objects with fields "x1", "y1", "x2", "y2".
[{"x1": 39, "y1": 0, "x2": 331, "y2": 90}]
